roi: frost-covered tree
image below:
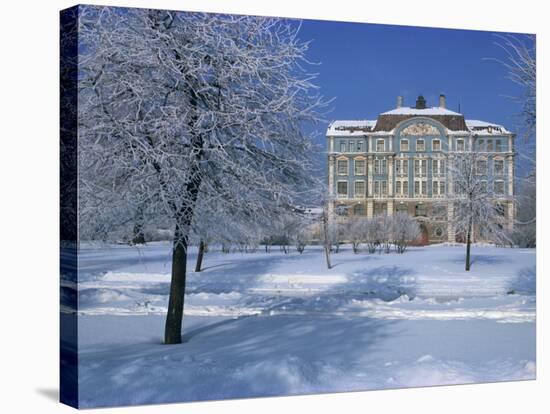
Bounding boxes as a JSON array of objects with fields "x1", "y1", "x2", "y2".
[
  {"x1": 365, "y1": 218, "x2": 384, "y2": 254},
  {"x1": 448, "y1": 152, "x2": 511, "y2": 270},
  {"x1": 379, "y1": 216, "x2": 394, "y2": 254},
  {"x1": 346, "y1": 217, "x2": 368, "y2": 254},
  {"x1": 495, "y1": 35, "x2": 536, "y2": 247},
  {"x1": 77, "y1": 7, "x2": 326, "y2": 343},
  {"x1": 392, "y1": 213, "x2": 420, "y2": 254}
]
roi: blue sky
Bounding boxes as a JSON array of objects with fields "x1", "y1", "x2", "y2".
[{"x1": 297, "y1": 19, "x2": 532, "y2": 154}]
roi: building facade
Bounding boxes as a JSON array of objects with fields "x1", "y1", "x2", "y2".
[{"x1": 327, "y1": 95, "x2": 515, "y2": 244}]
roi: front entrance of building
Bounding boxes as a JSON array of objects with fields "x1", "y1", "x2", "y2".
[{"x1": 418, "y1": 223, "x2": 429, "y2": 245}]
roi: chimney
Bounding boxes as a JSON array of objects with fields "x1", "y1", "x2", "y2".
[
  {"x1": 396, "y1": 95, "x2": 403, "y2": 108},
  {"x1": 439, "y1": 94, "x2": 446, "y2": 109},
  {"x1": 415, "y1": 95, "x2": 427, "y2": 109}
]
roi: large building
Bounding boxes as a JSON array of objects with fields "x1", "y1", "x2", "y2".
[{"x1": 326, "y1": 94, "x2": 515, "y2": 244}]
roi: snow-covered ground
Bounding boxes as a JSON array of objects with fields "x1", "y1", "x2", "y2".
[{"x1": 66, "y1": 243, "x2": 536, "y2": 407}]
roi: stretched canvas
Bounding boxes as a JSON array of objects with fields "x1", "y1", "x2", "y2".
[{"x1": 60, "y1": 4, "x2": 536, "y2": 408}]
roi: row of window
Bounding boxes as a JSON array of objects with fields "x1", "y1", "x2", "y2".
[
  {"x1": 336, "y1": 179, "x2": 507, "y2": 198},
  {"x1": 336, "y1": 138, "x2": 507, "y2": 153},
  {"x1": 336, "y1": 158, "x2": 505, "y2": 177},
  {"x1": 477, "y1": 139, "x2": 504, "y2": 152},
  {"x1": 476, "y1": 159, "x2": 505, "y2": 175}
]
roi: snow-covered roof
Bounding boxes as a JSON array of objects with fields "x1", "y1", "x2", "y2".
[
  {"x1": 327, "y1": 120, "x2": 376, "y2": 136},
  {"x1": 381, "y1": 106, "x2": 462, "y2": 116},
  {"x1": 466, "y1": 119, "x2": 511, "y2": 134}
]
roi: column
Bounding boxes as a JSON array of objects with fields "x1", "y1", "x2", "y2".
[
  {"x1": 387, "y1": 199, "x2": 394, "y2": 217},
  {"x1": 367, "y1": 200, "x2": 373, "y2": 219},
  {"x1": 367, "y1": 155, "x2": 374, "y2": 197},
  {"x1": 328, "y1": 155, "x2": 335, "y2": 197},
  {"x1": 388, "y1": 156, "x2": 394, "y2": 196},
  {"x1": 507, "y1": 154, "x2": 514, "y2": 196}
]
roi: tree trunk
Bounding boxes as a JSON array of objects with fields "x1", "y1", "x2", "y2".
[
  {"x1": 130, "y1": 206, "x2": 146, "y2": 245},
  {"x1": 465, "y1": 217, "x2": 472, "y2": 271},
  {"x1": 195, "y1": 239, "x2": 205, "y2": 272},
  {"x1": 322, "y1": 210, "x2": 332, "y2": 269},
  {"x1": 164, "y1": 228, "x2": 188, "y2": 344},
  {"x1": 163, "y1": 82, "x2": 204, "y2": 344}
]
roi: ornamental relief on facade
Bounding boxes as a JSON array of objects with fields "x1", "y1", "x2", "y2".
[{"x1": 400, "y1": 122, "x2": 440, "y2": 136}]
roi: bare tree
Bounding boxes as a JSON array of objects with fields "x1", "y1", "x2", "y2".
[
  {"x1": 392, "y1": 213, "x2": 420, "y2": 254},
  {"x1": 78, "y1": 7, "x2": 326, "y2": 343},
  {"x1": 495, "y1": 35, "x2": 536, "y2": 247},
  {"x1": 365, "y1": 218, "x2": 384, "y2": 254},
  {"x1": 448, "y1": 152, "x2": 512, "y2": 270},
  {"x1": 346, "y1": 217, "x2": 368, "y2": 254}
]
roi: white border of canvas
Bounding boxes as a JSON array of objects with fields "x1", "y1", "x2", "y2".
[{"x1": 0, "y1": 0, "x2": 546, "y2": 413}]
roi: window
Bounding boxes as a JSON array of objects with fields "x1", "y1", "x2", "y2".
[
  {"x1": 432, "y1": 139, "x2": 441, "y2": 151},
  {"x1": 402, "y1": 159, "x2": 409, "y2": 175},
  {"x1": 439, "y1": 181, "x2": 445, "y2": 195},
  {"x1": 400, "y1": 139, "x2": 409, "y2": 152},
  {"x1": 382, "y1": 181, "x2": 388, "y2": 196},
  {"x1": 374, "y1": 181, "x2": 380, "y2": 196},
  {"x1": 354, "y1": 159, "x2": 366, "y2": 175},
  {"x1": 374, "y1": 202, "x2": 387, "y2": 216},
  {"x1": 495, "y1": 140, "x2": 502, "y2": 152},
  {"x1": 339, "y1": 141, "x2": 347, "y2": 152},
  {"x1": 376, "y1": 139, "x2": 385, "y2": 152},
  {"x1": 494, "y1": 159, "x2": 504, "y2": 175},
  {"x1": 487, "y1": 140, "x2": 494, "y2": 151},
  {"x1": 396, "y1": 180, "x2": 408, "y2": 196},
  {"x1": 421, "y1": 181, "x2": 427, "y2": 195},
  {"x1": 480, "y1": 180, "x2": 487, "y2": 193},
  {"x1": 336, "y1": 204, "x2": 349, "y2": 216},
  {"x1": 337, "y1": 181, "x2": 348, "y2": 197},
  {"x1": 356, "y1": 141, "x2": 364, "y2": 152},
  {"x1": 414, "y1": 159, "x2": 427, "y2": 176},
  {"x1": 353, "y1": 204, "x2": 366, "y2": 216},
  {"x1": 354, "y1": 181, "x2": 366, "y2": 198},
  {"x1": 433, "y1": 181, "x2": 439, "y2": 196},
  {"x1": 374, "y1": 158, "x2": 387, "y2": 175},
  {"x1": 456, "y1": 139, "x2": 465, "y2": 151},
  {"x1": 397, "y1": 203, "x2": 408, "y2": 214},
  {"x1": 478, "y1": 139, "x2": 484, "y2": 151},
  {"x1": 415, "y1": 203, "x2": 427, "y2": 217},
  {"x1": 414, "y1": 181, "x2": 420, "y2": 196},
  {"x1": 416, "y1": 139, "x2": 425, "y2": 151},
  {"x1": 337, "y1": 159, "x2": 348, "y2": 175},
  {"x1": 476, "y1": 160, "x2": 487, "y2": 175},
  {"x1": 433, "y1": 159, "x2": 446, "y2": 175},
  {"x1": 495, "y1": 180, "x2": 505, "y2": 195}
]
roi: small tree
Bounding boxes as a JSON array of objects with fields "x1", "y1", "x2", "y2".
[
  {"x1": 346, "y1": 217, "x2": 368, "y2": 254},
  {"x1": 449, "y1": 152, "x2": 512, "y2": 270},
  {"x1": 365, "y1": 217, "x2": 384, "y2": 254},
  {"x1": 380, "y1": 216, "x2": 394, "y2": 254},
  {"x1": 392, "y1": 213, "x2": 421, "y2": 253}
]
